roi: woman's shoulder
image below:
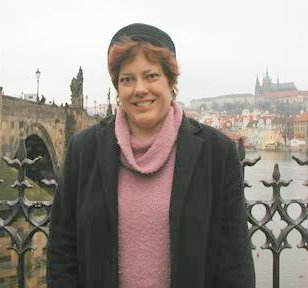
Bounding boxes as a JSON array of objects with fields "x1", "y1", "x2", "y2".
[
  {"x1": 70, "y1": 115, "x2": 115, "y2": 146},
  {"x1": 184, "y1": 117, "x2": 237, "y2": 160},
  {"x1": 184, "y1": 117, "x2": 233, "y2": 146}
]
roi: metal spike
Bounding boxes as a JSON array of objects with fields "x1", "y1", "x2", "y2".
[{"x1": 272, "y1": 163, "x2": 280, "y2": 182}]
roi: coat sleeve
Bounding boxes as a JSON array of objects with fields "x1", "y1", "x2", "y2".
[
  {"x1": 47, "y1": 135, "x2": 80, "y2": 288},
  {"x1": 215, "y1": 141, "x2": 255, "y2": 288}
]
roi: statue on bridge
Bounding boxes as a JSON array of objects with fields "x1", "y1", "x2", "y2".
[{"x1": 70, "y1": 67, "x2": 84, "y2": 108}]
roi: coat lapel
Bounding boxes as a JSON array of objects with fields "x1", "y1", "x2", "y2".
[
  {"x1": 96, "y1": 119, "x2": 119, "y2": 225},
  {"x1": 170, "y1": 118, "x2": 205, "y2": 282},
  {"x1": 96, "y1": 119, "x2": 119, "y2": 287}
]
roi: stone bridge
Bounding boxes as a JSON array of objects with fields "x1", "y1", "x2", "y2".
[{"x1": 0, "y1": 94, "x2": 99, "y2": 179}]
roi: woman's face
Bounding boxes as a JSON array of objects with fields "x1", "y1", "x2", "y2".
[{"x1": 117, "y1": 51, "x2": 173, "y2": 137}]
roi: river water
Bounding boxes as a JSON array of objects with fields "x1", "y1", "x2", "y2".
[{"x1": 245, "y1": 151, "x2": 308, "y2": 288}]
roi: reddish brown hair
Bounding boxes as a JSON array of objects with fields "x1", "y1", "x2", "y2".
[{"x1": 108, "y1": 38, "x2": 179, "y2": 95}]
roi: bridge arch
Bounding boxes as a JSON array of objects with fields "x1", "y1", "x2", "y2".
[{"x1": 12, "y1": 122, "x2": 60, "y2": 179}]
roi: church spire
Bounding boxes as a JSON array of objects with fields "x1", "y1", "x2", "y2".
[
  {"x1": 255, "y1": 75, "x2": 261, "y2": 95},
  {"x1": 265, "y1": 67, "x2": 271, "y2": 82},
  {"x1": 263, "y1": 67, "x2": 272, "y2": 92}
]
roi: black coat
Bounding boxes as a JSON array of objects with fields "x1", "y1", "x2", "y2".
[{"x1": 47, "y1": 116, "x2": 255, "y2": 288}]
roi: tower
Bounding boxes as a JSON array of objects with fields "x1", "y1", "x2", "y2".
[
  {"x1": 70, "y1": 67, "x2": 84, "y2": 108},
  {"x1": 255, "y1": 75, "x2": 261, "y2": 95},
  {"x1": 277, "y1": 74, "x2": 279, "y2": 85},
  {"x1": 262, "y1": 67, "x2": 272, "y2": 92}
]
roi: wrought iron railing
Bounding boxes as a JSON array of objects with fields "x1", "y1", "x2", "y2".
[
  {"x1": 243, "y1": 155, "x2": 308, "y2": 288},
  {"x1": 0, "y1": 139, "x2": 307, "y2": 288},
  {"x1": 0, "y1": 139, "x2": 56, "y2": 288}
]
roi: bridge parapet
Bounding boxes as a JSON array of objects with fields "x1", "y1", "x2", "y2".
[{"x1": 0, "y1": 95, "x2": 100, "y2": 172}]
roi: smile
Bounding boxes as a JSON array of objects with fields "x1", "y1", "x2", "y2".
[{"x1": 134, "y1": 100, "x2": 155, "y2": 107}]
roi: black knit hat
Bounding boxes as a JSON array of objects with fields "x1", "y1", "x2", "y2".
[{"x1": 108, "y1": 23, "x2": 176, "y2": 57}]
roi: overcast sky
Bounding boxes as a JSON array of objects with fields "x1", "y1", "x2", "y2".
[{"x1": 1, "y1": 0, "x2": 307, "y2": 107}]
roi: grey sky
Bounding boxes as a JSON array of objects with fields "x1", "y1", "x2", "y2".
[{"x1": 1, "y1": 0, "x2": 307, "y2": 107}]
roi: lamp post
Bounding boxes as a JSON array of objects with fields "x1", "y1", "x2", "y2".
[
  {"x1": 35, "y1": 68, "x2": 41, "y2": 102},
  {"x1": 107, "y1": 88, "x2": 113, "y2": 117}
]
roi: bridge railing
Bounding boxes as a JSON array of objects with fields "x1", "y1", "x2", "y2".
[
  {"x1": 0, "y1": 138, "x2": 307, "y2": 288},
  {"x1": 242, "y1": 155, "x2": 308, "y2": 288}
]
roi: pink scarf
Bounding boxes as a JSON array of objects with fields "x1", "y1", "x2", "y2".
[
  {"x1": 115, "y1": 102, "x2": 183, "y2": 288},
  {"x1": 115, "y1": 101, "x2": 183, "y2": 174}
]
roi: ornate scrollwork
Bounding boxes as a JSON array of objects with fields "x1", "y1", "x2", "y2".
[
  {"x1": 244, "y1": 158, "x2": 307, "y2": 288},
  {"x1": 292, "y1": 155, "x2": 308, "y2": 186},
  {"x1": 242, "y1": 155, "x2": 261, "y2": 187},
  {"x1": 0, "y1": 138, "x2": 56, "y2": 288}
]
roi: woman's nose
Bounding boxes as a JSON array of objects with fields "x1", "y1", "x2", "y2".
[{"x1": 134, "y1": 79, "x2": 148, "y2": 97}]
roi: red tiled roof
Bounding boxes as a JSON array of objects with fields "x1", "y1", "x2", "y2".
[
  {"x1": 265, "y1": 90, "x2": 298, "y2": 97},
  {"x1": 294, "y1": 112, "x2": 308, "y2": 122}
]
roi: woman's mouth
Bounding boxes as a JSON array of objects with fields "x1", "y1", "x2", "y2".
[{"x1": 134, "y1": 100, "x2": 155, "y2": 107}]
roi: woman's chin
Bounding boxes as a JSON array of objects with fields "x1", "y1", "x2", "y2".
[{"x1": 128, "y1": 117, "x2": 163, "y2": 137}]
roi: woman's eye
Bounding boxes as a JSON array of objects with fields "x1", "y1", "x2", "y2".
[
  {"x1": 119, "y1": 77, "x2": 133, "y2": 84},
  {"x1": 147, "y1": 73, "x2": 159, "y2": 80}
]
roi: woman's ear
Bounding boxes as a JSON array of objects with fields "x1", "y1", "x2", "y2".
[
  {"x1": 116, "y1": 94, "x2": 122, "y2": 106},
  {"x1": 171, "y1": 88, "x2": 177, "y2": 100}
]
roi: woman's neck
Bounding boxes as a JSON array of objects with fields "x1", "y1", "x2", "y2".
[{"x1": 127, "y1": 117, "x2": 166, "y2": 141}]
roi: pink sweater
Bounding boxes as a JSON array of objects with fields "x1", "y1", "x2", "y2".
[{"x1": 115, "y1": 102, "x2": 183, "y2": 288}]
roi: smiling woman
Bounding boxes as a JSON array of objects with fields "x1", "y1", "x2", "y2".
[
  {"x1": 116, "y1": 51, "x2": 174, "y2": 139},
  {"x1": 107, "y1": 29, "x2": 180, "y2": 139},
  {"x1": 47, "y1": 23, "x2": 255, "y2": 288}
]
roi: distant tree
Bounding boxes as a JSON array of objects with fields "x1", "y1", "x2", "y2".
[
  {"x1": 254, "y1": 100, "x2": 304, "y2": 115},
  {"x1": 199, "y1": 103, "x2": 207, "y2": 113},
  {"x1": 279, "y1": 116, "x2": 294, "y2": 146},
  {"x1": 256, "y1": 101, "x2": 271, "y2": 111},
  {"x1": 221, "y1": 102, "x2": 233, "y2": 113},
  {"x1": 211, "y1": 101, "x2": 220, "y2": 112},
  {"x1": 220, "y1": 102, "x2": 251, "y2": 115}
]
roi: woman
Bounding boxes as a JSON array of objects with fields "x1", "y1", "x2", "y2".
[{"x1": 47, "y1": 23, "x2": 255, "y2": 288}]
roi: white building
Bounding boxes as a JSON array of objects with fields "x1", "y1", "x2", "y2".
[{"x1": 24, "y1": 93, "x2": 37, "y2": 102}]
